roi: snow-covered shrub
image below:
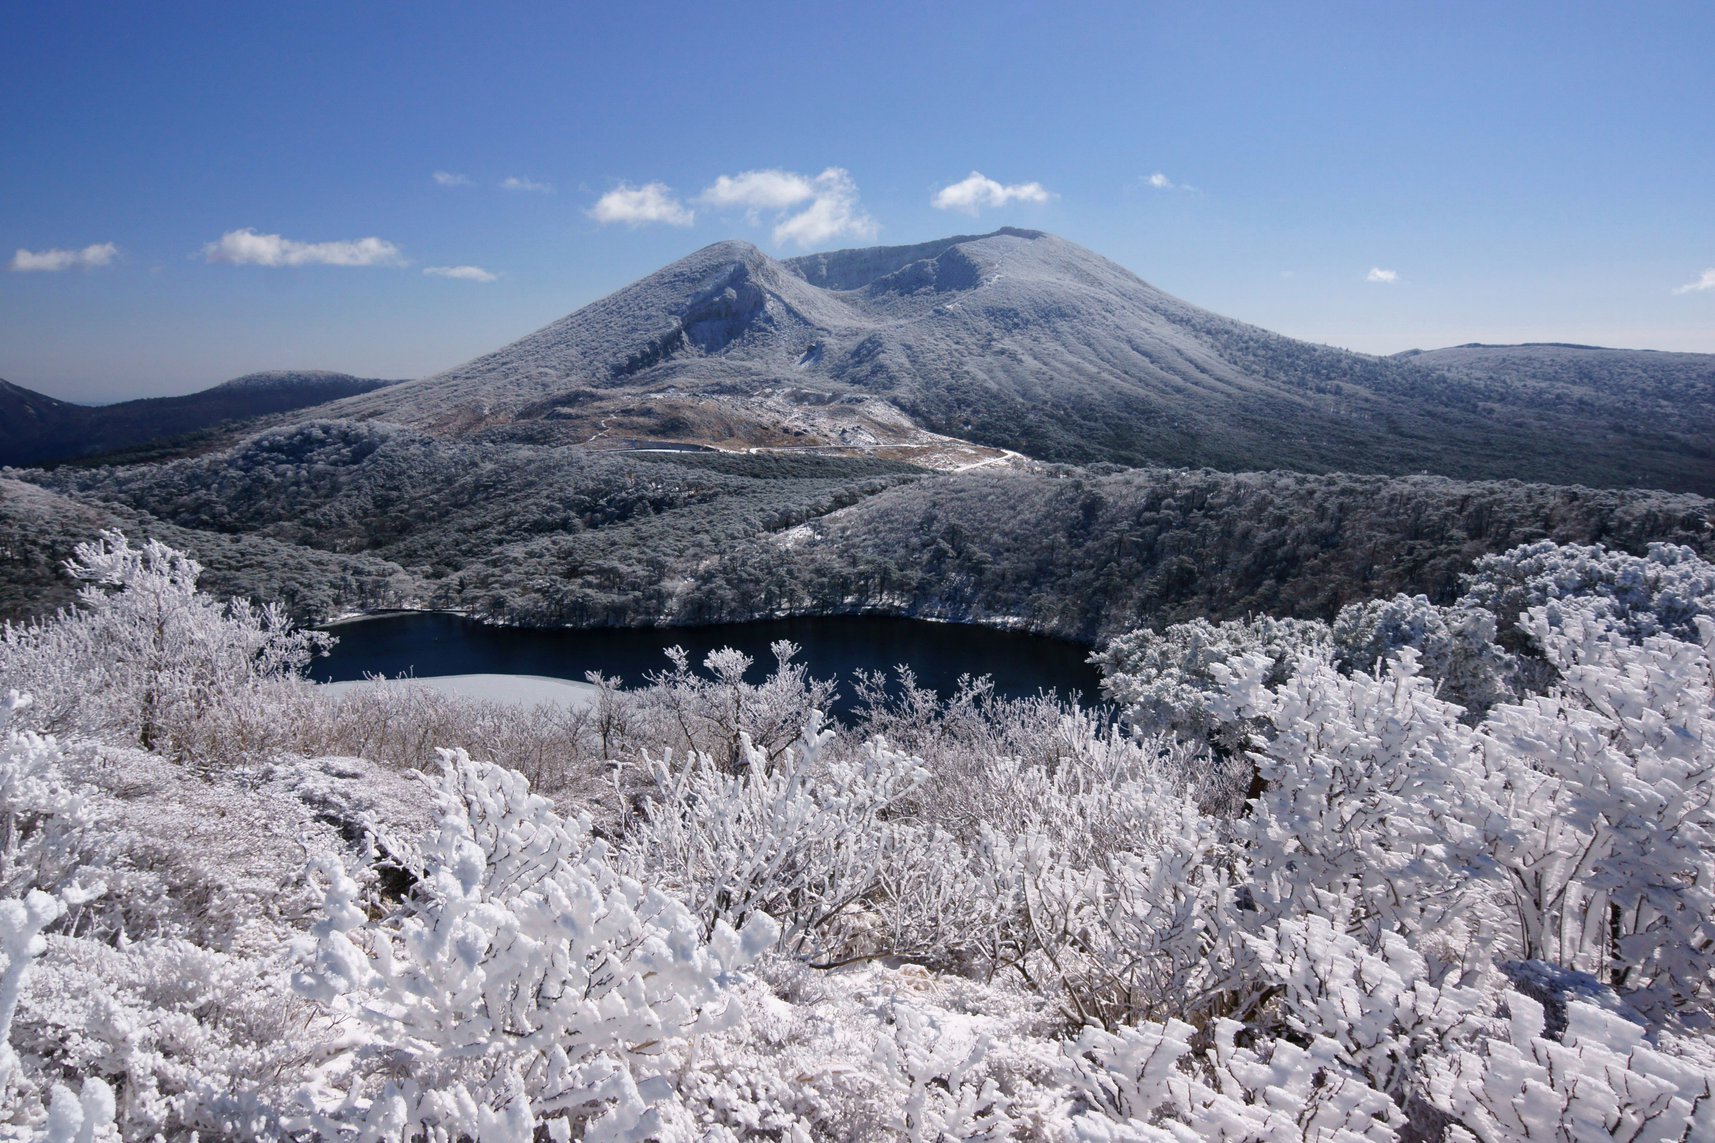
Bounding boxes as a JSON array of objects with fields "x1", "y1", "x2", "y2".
[
  {"x1": 868, "y1": 1002, "x2": 1020, "y2": 1141},
  {"x1": 1094, "y1": 616, "x2": 1329, "y2": 812},
  {"x1": 1245, "y1": 915, "x2": 1497, "y2": 1112},
  {"x1": 1425, "y1": 990, "x2": 1715, "y2": 1141},
  {"x1": 1064, "y1": 918, "x2": 1500, "y2": 1139},
  {"x1": 0, "y1": 695, "x2": 95, "y2": 906},
  {"x1": 1478, "y1": 609, "x2": 1715, "y2": 1014},
  {"x1": 303, "y1": 677, "x2": 599, "y2": 793},
  {"x1": 1066, "y1": 1016, "x2": 1407, "y2": 1141},
  {"x1": 1215, "y1": 648, "x2": 1500, "y2": 957},
  {"x1": 1, "y1": 884, "x2": 112, "y2": 1142},
  {"x1": 1331, "y1": 593, "x2": 1513, "y2": 715},
  {"x1": 622, "y1": 716, "x2": 928, "y2": 961},
  {"x1": 292, "y1": 748, "x2": 775, "y2": 1140},
  {"x1": 16, "y1": 933, "x2": 316, "y2": 1139},
  {"x1": 1097, "y1": 616, "x2": 1331, "y2": 750},
  {"x1": 967, "y1": 757, "x2": 1239, "y2": 1029},
  {"x1": 0, "y1": 532, "x2": 329, "y2": 765},
  {"x1": 2, "y1": 889, "x2": 65, "y2": 1106},
  {"x1": 849, "y1": 668, "x2": 1009, "y2": 765},
  {"x1": 632, "y1": 641, "x2": 838, "y2": 773},
  {"x1": 1459, "y1": 540, "x2": 1715, "y2": 645},
  {"x1": 882, "y1": 718, "x2": 1241, "y2": 1028}
]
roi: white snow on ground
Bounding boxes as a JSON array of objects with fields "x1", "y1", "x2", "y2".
[{"x1": 321, "y1": 672, "x2": 600, "y2": 708}]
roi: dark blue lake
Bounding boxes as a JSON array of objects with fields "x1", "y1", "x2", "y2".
[{"x1": 314, "y1": 612, "x2": 1104, "y2": 718}]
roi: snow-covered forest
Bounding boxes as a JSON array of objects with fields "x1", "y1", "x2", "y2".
[{"x1": 3, "y1": 531, "x2": 1713, "y2": 1140}]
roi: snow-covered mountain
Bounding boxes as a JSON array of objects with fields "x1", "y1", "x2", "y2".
[
  {"x1": 319, "y1": 228, "x2": 1714, "y2": 494},
  {"x1": 0, "y1": 371, "x2": 402, "y2": 467}
]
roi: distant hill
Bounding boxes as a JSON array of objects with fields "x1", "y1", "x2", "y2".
[
  {"x1": 1397, "y1": 342, "x2": 1713, "y2": 435},
  {"x1": 315, "y1": 229, "x2": 1715, "y2": 495},
  {"x1": 0, "y1": 370, "x2": 403, "y2": 467}
]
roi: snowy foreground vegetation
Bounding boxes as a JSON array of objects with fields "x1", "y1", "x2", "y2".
[{"x1": 2, "y1": 532, "x2": 1714, "y2": 1140}]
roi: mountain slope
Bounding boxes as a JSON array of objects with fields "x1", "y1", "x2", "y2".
[
  {"x1": 311, "y1": 230, "x2": 1711, "y2": 494},
  {"x1": 1398, "y1": 342, "x2": 1714, "y2": 430},
  {"x1": 0, "y1": 371, "x2": 403, "y2": 467}
]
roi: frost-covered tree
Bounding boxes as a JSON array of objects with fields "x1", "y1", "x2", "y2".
[{"x1": 0, "y1": 531, "x2": 329, "y2": 763}]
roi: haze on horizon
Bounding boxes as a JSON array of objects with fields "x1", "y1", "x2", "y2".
[{"x1": 3, "y1": 0, "x2": 1711, "y2": 403}]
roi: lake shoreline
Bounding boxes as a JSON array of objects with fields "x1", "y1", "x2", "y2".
[{"x1": 313, "y1": 611, "x2": 1107, "y2": 719}]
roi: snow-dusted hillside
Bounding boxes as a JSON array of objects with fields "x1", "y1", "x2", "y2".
[
  {"x1": 1399, "y1": 342, "x2": 1715, "y2": 440},
  {"x1": 317, "y1": 229, "x2": 1715, "y2": 494}
]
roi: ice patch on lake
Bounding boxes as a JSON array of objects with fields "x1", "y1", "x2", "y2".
[{"x1": 320, "y1": 673, "x2": 600, "y2": 709}]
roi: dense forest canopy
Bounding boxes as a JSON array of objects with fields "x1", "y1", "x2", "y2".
[{"x1": 6, "y1": 419, "x2": 1710, "y2": 646}]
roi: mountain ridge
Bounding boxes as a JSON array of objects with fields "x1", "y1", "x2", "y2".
[
  {"x1": 314, "y1": 229, "x2": 1713, "y2": 494},
  {"x1": 0, "y1": 371, "x2": 404, "y2": 467}
]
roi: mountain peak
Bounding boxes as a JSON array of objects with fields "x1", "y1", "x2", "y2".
[
  {"x1": 784, "y1": 227, "x2": 1047, "y2": 292},
  {"x1": 305, "y1": 231, "x2": 1713, "y2": 496}
]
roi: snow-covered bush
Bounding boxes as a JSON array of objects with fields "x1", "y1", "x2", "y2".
[
  {"x1": 1330, "y1": 593, "x2": 1513, "y2": 715},
  {"x1": 0, "y1": 532, "x2": 329, "y2": 764},
  {"x1": 1244, "y1": 915, "x2": 1497, "y2": 1112},
  {"x1": 17, "y1": 933, "x2": 316, "y2": 1139},
  {"x1": 622, "y1": 717, "x2": 928, "y2": 961},
  {"x1": 1095, "y1": 616, "x2": 1330, "y2": 755},
  {"x1": 292, "y1": 748, "x2": 775, "y2": 1140},
  {"x1": 632, "y1": 641, "x2": 838, "y2": 774},
  {"x1": 1460, "y1": 540, "x2": 1715, "y2": 645},
  {"x1": 958, "y1": 750, "x2": 1239, "y2": 1029},
  {"x1": 1477, "y1": 609, "x2": 1715, "y2": 1014},
  {"x1": 1, "y1": 884, "x2": 113, "y2": 1141},
  {"x1": 0, "y1": 694, "x2": 94, "y2": 905},
  {"x1": 303, "y1": 677, "x2": 598, "y2": 794},
  {"x1": 1066, "y1": 1015, "x2": 1407, "y2": 1141},
  {"x1": 1425, "y1": 989, "x2": 1715, "y2": 1141},
  {"x1": 1214, "y1": 647, "x2": 1499, "y2": 956}
]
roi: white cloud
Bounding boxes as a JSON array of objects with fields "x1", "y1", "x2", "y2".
[
  {"x1": 202, "y1": 229, "x2": 404, "y2": 267},
  {"x1": 699, "y1": 169, "x2": 818, "y2": 214},
  {"x1": 501, "y1": 176, "x2": 552, "y2": 192},
  {"x1": 423, "y1": 264, "x2": 498, "y2": 282},
  {"x1": 8, "y1": 242, "x2": 119, "y2": 272},
  {"x1": 587, "y1": 182, "x2": 695, "y2": 227},
  {"x1": 770, "y1": 168, "x2": 878, "y2": 248},
  {"x1": 931, "y1": 171, "x2": 1052, "y2": 215},
  {"x1": 1366, "y1": 267, "x2": 1399, "y2": 284},
  {"x1": 1141, "y1": 172, "x2": 1199, "y2": 193},
  {"x1": 1673, "y1": 268, "x2": 1715, "y2": 295},
  {"x1": 433, "y1": 170, "x2": 472, "y2": 187},
  {"x1": 695, "y1": 167, "x2": 877, "y2": 248}
]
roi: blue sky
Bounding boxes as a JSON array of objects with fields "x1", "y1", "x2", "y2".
[{"x1": 3, "y1": 1, "x2": 1711, "y2": 401}]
